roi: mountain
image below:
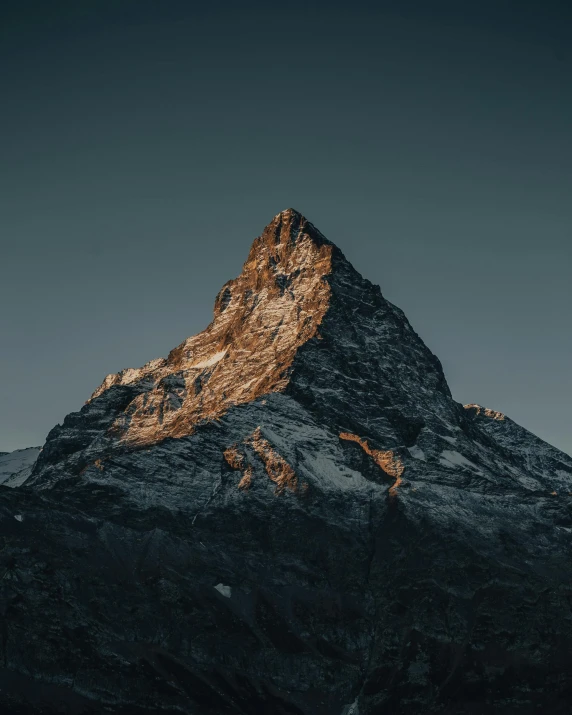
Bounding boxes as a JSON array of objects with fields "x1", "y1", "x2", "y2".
[
  {"x1": 2, "y1": 209, "x2": 572, "y2": 714},
  {"x1": 0, "y1": 446, "x2": 41, "y2": 487}
]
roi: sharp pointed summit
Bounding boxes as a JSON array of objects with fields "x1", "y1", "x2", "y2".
[
  {"x1": 62, "y1": 209, "x2": 445, "y2": 458},
  {"x1": 82, "y1": 209, "x2": 337, "y2": 446},
  {"x1": 7, "y1": 210, "x2": 572, "y2": 714}
]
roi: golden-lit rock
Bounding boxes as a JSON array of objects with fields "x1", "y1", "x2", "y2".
[
  {"x1": 464, "y1": 403, "x2": 505, "y2": 420},
  {"x1": 90, "y1": 209, "x2": 332, "y2": 446},
  {"x1": 224, "y1": 427, "x2": 297, "y2": 495},
  {"x1": 339, "y1": 432, "x2": 404, "y2": 496}
]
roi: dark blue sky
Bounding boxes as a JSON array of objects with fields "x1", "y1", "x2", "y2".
[{"x1": 1, "y1": 1, "x2": 571, "y2": 454}]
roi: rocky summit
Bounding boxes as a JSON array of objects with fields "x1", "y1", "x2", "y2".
[{"x1": 2, "y1": 209, "x2": 572, "y2": 714}]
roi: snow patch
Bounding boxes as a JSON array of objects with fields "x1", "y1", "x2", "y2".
[
  {"x1": 303, "y1": 452, "x2": 366, "y2": 491},
  {"x1": 0, "y1": 447, "x2": 41, "y2": 487},
  {"x1": 408, "y1": 445, "x2": 426, "y2": 461},
  {"x1": 214, "y1": 583, "x2": 231, "y2": 598},
  {"x1": 14, "y1": 515, "x2": 23, "y2": 522},
  {"x1": 191, "y1": 350, "x2": 227, "y2": 369},
  {"x1": 341, "y1": 697, "x2": 359, "y2": 715},
  {"x1": 439, "y1": 450, "x2": 482, "y2": 473}
]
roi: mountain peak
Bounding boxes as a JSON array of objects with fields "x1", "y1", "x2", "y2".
[
  {"x1": 271, "y1": 207, "x2": 313, "y2": 225},
  {"x1": 84, "y1": 209, "x2": 455, "y2": 452},
  {"x1": 275, "y1": 207, "x2": 303, "y2": 219},
  {"x1": 18, "y1": 212, "x2": 572, "y2": 715},
  {"x1": 250, "y1": 207, "x2": 333, "y2": 255},
  {"x1": 88, "y1": 210, "x2": 337, "y2": 445}
]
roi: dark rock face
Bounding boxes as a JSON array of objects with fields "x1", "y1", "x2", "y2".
[{"x1": 2, "y1": 209, "x2": 572, "y2": 713}]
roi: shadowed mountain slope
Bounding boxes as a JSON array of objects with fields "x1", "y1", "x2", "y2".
[{"x1": 2, "y1": 209, "x2": 572, "y2": 714}]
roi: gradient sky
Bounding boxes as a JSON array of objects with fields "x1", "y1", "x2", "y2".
[{"x1": 1, "y1": 1, "x2": 570, "y2": 455}]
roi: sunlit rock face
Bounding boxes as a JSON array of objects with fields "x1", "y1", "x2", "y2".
[
  {"x1": 3, "y1": 210, "x2": 572, "y2": 714},
  {"x1": 88, "y1": 209, "x2": 333, "y2": 446}
]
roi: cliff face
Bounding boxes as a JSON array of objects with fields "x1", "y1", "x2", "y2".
[
  {"x1": 86, "y1": 210, "x2": 333, "y2": 447},
  {"x1": 2, "y1": 210, "x2": 572, "y2": 714}
]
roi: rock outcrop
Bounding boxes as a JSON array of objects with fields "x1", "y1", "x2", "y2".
[{"x1": 2, "y1": 209, "x2": 572, "y2": 714}]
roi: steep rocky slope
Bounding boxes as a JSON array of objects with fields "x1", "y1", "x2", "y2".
[
  {"x1": 2, "y1": 209, "x2": 572, "y2": 714},
  {"x1": 0, "y1": 447, "x2": 41, "y2": 487}
]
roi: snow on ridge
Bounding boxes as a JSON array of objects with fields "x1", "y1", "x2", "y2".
[
  {"x1": 191, "y1": 350, "x2": 228, "y2": 370},
  {"x1": 0, "y1": 447, "x2": 42, "y2": 487},
  {"x1": 439, "y1": 449, "x2": 483, "y2": 474}
]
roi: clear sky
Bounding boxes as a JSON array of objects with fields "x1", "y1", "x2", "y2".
[{"x1": 1, "y1": 1, "x2": 570, "y2": 455}]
